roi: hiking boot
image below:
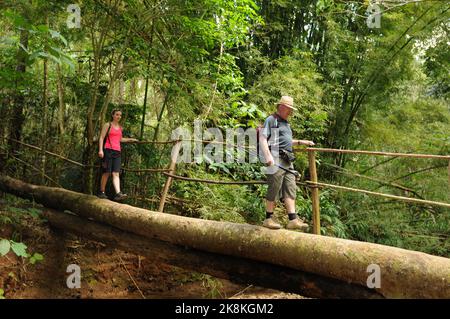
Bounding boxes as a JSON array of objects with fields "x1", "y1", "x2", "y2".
[
  {"x1": 286, "y1": 218, "x2": 309, "y2": 231},
  {"x1": 113, "y1": 192, "x2": 128, "y2": 202},
  {"x1": 263, "y1": 218, "x2": 282, "y2": 230},
  {"x1": 97, "y1": 192, "x2": 108, "y2": 199}
]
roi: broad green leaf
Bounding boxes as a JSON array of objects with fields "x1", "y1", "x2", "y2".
[
  {"x1": 0, "y1": 239, "x2": 11, "y2": 256},
  {"x1": 29, "y1": 253, "x2": 44, "y2": 265},
  {"x1": 10, "y1": 241, "x2": 28, "y2": 258},
  {"x1": 35, "y1": 25, "x2": 49, "y2": 33}
]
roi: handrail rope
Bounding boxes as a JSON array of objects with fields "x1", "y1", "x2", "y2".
[
  {"x1": 296, "y1": 147, "x2": 450, "y2": 160},
  {"x1": 0, "y1": 146, "x2": 63, "y2": 187},
  {"x1": 320, "y1": 161, "x2": 424, "y2": 198},
  {"x1": 6, "y1": 138, "x2": 169, "y2": 173},
  {"x1": 306, "y1": 181, "x2": 450, "y2": 209},
  {"x1": 162, "y1": 172, "x2": 266, "y2": 185},
  {"x1": 161, "y1": 172, "x2": 450, "y2": 208}
]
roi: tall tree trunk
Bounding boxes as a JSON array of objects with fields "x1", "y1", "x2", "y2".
[
  {"x1": 152, "y1": 88, "x2": 170, "y2": 142},
  {"x1": 41, "y1": 57, "x2": 48, "y2": 185},
  {"x1": 140, "y1": 73, "x2": 150, "y2": 140},
  {"x1": 118, "y1": 60, "x2": 125, "y2": 105},
  {"x1": 56, "y1": 63, "x2": 65, "y2": 136},
  {"x1": 0, "y1": 175, "x2": 449, "y2": 299},
  {"x1": 140, "y1": 25, "x2": 153, "y2": 140},
  {"x1": 9, "y1": 29, "x2": 29, "y2": 153}
]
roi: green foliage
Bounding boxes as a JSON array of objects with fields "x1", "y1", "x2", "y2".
[
  {"x1": 10, "y1": 241, "x2": 28, "y2": 257},
  {"x1": 0, "y1": 238, "x2": 35, "y2": 258},
  {"x1": 0, "y1": 239, "x2": 11, "y2": 256},
  {"x1": 248, "y1": 51, "x2": 328, "y2": 142},
  {"x1": 6, "y1": 206, "x2": 42, "y2": 219},
  {"x1": 201, "y1": 274, "x2": 224, "y2": 299},
  {"x1": 2, "y1": 8, "x2": 74, "y2": 68},
  {"x1": 173, "y1": 166, "x2": 265, "y2": 223},
  {"x1": 297, "y1": 191, "x2": 348, "y2": 238},
  {"x1": 29, "y1": 252, "x2": 44, "y2": 265}
]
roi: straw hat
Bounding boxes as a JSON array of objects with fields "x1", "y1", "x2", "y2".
[{"x1": 276, "y1": 96, "x2": 297, "y2": 110}]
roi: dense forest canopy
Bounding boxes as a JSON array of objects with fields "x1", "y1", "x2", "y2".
[{"x1": 0, "y1": 0, "x2": 449, "y2": 256}]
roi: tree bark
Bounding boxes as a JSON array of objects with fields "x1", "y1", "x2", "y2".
[
  {"x1": 41, "y1": 57, "x2": 48, "y2": 185},
  {"x1": 9, "y1": 29, "x2": 29, "y2": 151},
  {"x1": 0, "y1": 174, "x2": 449, "y2": 298},
  {"x1": 43, "y1": 209, "x2": 382, "y2": 299},
  {"x1": 56, "y1": 63, "x2": 65, "y2": 136}
]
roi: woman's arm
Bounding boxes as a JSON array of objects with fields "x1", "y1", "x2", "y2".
[
  {"x1": 98, "y1": 123, "x2": 109, "y2": 157},
  {"x1": 121, "y1": 137, "x2": 139, "y2": 143}
]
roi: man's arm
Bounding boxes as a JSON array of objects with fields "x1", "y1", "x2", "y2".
[
  {"x1": 293, "y1": 139, "x2": 315, "y2": 146},
  {"x1": 260, "y1": 135, "x2": 274, "y2": 166}
]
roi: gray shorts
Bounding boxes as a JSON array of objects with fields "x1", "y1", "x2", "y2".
[{"x1": 266, "y1": 164, "x2": 297, "y2": 202}]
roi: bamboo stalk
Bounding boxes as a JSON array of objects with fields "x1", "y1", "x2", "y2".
[
  {"x1": 158, "y1": 141, "x2": 182, "y2": 212},
  {"x1": 308, "y1": 150, "x2": 321, "y2": 235}
]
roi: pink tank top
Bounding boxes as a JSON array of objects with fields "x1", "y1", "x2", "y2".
[{"x1": 104, "y1": 124, "x2": 122, "y2": 152}]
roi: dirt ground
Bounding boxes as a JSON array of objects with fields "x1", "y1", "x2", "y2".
[{"x1": 0, "y1": 200, "x2": 304, "y2": 299}]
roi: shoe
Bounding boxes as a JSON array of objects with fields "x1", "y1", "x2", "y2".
[
  {"x1": 286, "y1": 218, "x2": 309, "y2": 231},
  {"x1": 262, "y1": 218, "x2": 282, "y2": 230},
  {"x1": 97, "y1": 192, "x2": 108, "y2": 199},
  {"x1": 113, "y1": 192, "x2": 128, "y2": 202}
]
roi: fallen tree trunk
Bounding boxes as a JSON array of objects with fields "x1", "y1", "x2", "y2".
[
  {"x1": 1, "y1": 175, "x2": 449, "y2": 298},
  {"x1": 43, "y1": 209, "x2": 382, "y2": 298}
]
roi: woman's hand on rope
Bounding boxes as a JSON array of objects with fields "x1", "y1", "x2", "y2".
[{"x1": 122, "y1": 138, "x2": 139, "y2": 143}]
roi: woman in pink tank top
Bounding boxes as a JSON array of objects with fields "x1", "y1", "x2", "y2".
[{"x1": 97, "y1": 109, "x2": 138, "y2": 201}]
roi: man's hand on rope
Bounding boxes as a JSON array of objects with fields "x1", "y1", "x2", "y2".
[{"x1": 294, "y1": 139, "x2": 315, "y2": 147}]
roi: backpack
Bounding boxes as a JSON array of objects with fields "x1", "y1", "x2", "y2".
[{"x1": 255, "y1": 113, "x2": 281, "y2": 162}]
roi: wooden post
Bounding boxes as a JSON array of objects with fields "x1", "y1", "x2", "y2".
[
  {"x1": 308, "y1": 150, "x2": 321, "y2": 235},
  {"x1": 158, "y1": 141, "x2": 181, "y2": 212}
]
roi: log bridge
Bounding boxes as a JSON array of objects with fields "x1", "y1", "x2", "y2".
[{"x1": 0, "y1": 175, "x2": 449, "y2": 299}]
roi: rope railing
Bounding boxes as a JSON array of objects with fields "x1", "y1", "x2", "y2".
[
  {"x1": 305, "y1": 181, "x2": 450, "y2": 209},
  {"x1": 9, "y1": 138, "x2": 85, "y2": 167},
  {"x1": 162, "y1": 172, "x2": 266, "y2": 185},
  {"x1": 295, "y1": 147, "x2": 450, "y2": 160},
  {"x1": 6, "y1": 137, "x2": 169, "y2": 173}
]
